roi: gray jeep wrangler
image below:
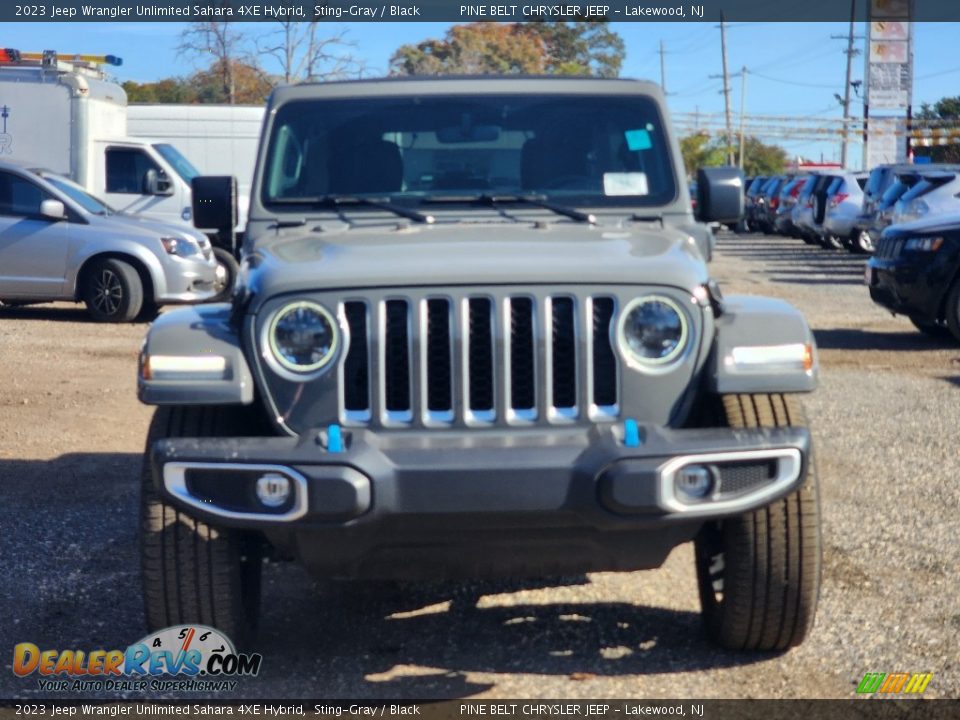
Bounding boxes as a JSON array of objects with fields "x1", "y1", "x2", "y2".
[{"x1": 137, "y1": 77, "x2": 821, "y2": 651}]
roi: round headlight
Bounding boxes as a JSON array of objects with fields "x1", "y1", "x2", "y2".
[
  {"x1": 267, "y1": 301, "x2": 339, "y2": 374},
  {"x1": 617, "y1": 295, "x2": 689, "y2": 370}
]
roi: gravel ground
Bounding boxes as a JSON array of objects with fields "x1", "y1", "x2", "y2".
[{"x1": 0, "y1": 231, "x2": 957, "y2": 700}]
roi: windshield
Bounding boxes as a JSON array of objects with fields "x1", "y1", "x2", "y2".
[
  {"x1": 261, "y1": 94, "x2": 678, "y2": 210},
  {"x1": 40, "y1": 173, "x2": 114, "y2": 215},
  {"x1": 154, "y1": 143, "x2": 201, "y2": 183}
]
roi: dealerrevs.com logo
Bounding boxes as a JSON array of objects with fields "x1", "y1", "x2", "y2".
[{"x1": 12, "y1": 625, "x2": 262, "y2": 692}]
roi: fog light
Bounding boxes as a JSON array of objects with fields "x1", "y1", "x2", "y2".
[
  {"x1": 255, "y1": 473, "x2": 291, "y2": 508},
  {"x1": 675, "y1": 465, "x2": 714, "y2": 501}
]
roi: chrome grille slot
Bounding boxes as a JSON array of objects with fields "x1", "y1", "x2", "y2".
[
  {"x1": 383, "y1": 299, "x2": 412, "y2": 423},
  {"x1": 507, "y1": 297, "x2": 536, "y2": 420},
  {"x1": 466, "y1": 297, "x2": 496, "y2": 423},
  {"x1": 336, "y1": 289, "x2": 623, "y2": 428},
  {"x1": 342, "y1": 301, "x2": 370, "y2": 420},
  {"x1": 550, "y1": 296, "x2": 578, "y2": 417},
  {"x1": 590, "y1": 297, "x2": 618, "y2": 413}
]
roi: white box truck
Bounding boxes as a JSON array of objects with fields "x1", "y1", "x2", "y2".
[
  {"x1": 127, "y1": 104, "x2": 264, "y2": 198},
  {"x1": 0, "y1": 52, "x2": 204, "y2": 229}
]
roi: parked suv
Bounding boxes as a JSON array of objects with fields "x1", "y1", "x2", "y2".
[
  {"x1": 821, "y1": 172, "x2": 868, "y2": 251},
  {"x1": 136, "y1": 77, "x2": 821, "y2": 651},
  {"x1": 891, "y1": 171, "x2": 960, "y2": 227},
  {"x1": 0, "y1": 160, "x2": 219, "y2": 321},
  {"x1": 867, "y1": 212, "x2": 960, "y2": 339}
]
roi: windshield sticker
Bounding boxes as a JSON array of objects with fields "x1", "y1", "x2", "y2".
[
  {"x1": 624, "y1": 128, "x2": 653, "y2": 151},
  {"x1": 604, "y1": 172, "x2": 649, "y2": 196}
]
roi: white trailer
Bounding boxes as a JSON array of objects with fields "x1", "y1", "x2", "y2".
[{"x1": 127, "y1": 104, "x2": 264, "y2": 197}]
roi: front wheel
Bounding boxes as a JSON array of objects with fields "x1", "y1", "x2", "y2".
[
  {"x1": 853, "y1": 229, "x2": 875, "y2": 254},
  {"x1": 209, "y1": 248, "x2": 239, "y2": 304},
  {"x1": 822, "y1": 234, "x2": 845, "y2": 251},
  {"x1": 82, "y1": 258, "x2": 144, "y2": 322},
  {"x1": 694, "y1": 393, "x2": 822, "y2": 651},
  {"x1": 140, "y1": 406, "x2": 265, "y2": 647}
]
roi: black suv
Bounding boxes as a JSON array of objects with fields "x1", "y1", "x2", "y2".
[{"x1": 867, "y1": 214, "x2": 960, "y2": 339}]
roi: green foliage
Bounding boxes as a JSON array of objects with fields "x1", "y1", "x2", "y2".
[
  {"x1": 390, "y1": 21, "x2": 625, "y2": 77},
  {"x1": 679, "y1": 132, "x2": 787, "y2": 178},
  {"x1": 122, "y1": 61, "x2": 273, "y2": 105},
  {"x1": 740, "y1": 135, "x2": 788, "y2": 176},
  {"x1": 915, "y1": 96, "x2": 960, "y2": 163},
  {"x1": 680, "y1": 133, "x2": 726, "y2": 178}
]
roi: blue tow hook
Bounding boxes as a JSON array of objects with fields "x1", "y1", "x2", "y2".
[
  {"x1": 623, "y1": 418, "x2": 641, "y2": 448},
  {"x1": 327, "y1": 424, "x2": 344, "y2": 453}
]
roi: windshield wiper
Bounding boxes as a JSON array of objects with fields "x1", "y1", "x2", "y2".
[
  {"x1": 421, "y1": 193, "x2": 595, "y2": 224},
  {"x1": 272, "y1": 196, "x2": 434, "y2": 224}
]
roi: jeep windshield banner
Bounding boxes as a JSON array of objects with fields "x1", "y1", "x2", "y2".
[{"x1": 8, "y1": 0, "x2": 960, "y2": 22}]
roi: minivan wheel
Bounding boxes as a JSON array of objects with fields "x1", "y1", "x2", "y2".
[
  {"x1": 141, "y1": 405, "x2": 265, "y2": 648},
  {"x1": 210, "y1": 248, "x2": 239, "y2": 303},
  {"x1": 694, "y1": 393, "x2": 822, "y2": 651},
  {"x1": 853, "y1": 229, "x2": 874, "y2": 254},
  {"x1": 82, "y1": 258, "x2": 144, "y2": 322},
  {"x1": 823, "y1": 234, "x2": 845, "y2": 251}
]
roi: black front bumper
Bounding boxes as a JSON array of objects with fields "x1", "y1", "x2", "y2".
[
  {"x1": 867, "y1": 248, "x2": 956, "y2": 322},
  {"x1": 150, "y1": 424, "x2": 810, "y2": 578}
]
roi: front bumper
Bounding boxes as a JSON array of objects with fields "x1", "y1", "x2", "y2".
[
  {"x1": 149, "y1": 424, "x2": 811, "y2": 578},
  {"x1": 867, "y1": 252, "x2": 952, "y2": 321},
  {"x1": 155, "y1": 255, "x2": 219, "y2": 304}
]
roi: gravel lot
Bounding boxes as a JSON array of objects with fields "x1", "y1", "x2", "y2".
[{"x1": 1, "y1": 231, "x2": 957, "y2": 700}]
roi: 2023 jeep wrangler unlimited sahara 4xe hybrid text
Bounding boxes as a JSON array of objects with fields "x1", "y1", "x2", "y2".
[{"x1": 137, "y1": 77, "x2": 821, "y2": 651}]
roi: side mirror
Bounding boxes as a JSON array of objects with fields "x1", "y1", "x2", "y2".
[
  {"x1": 192, "y1": 176, "x2": 238, "y2": 231},
  {"x1": 39, "y1": 199, "x2": 66, "y2": 220},
  {"x1": 144, "y1": 169, "x2": 173, "y2": 196},
  {"x1": 696, "y1": 167, "x2": 744, "y2": 223}
]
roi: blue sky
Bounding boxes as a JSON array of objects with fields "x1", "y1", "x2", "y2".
[{"x1": 12, "y1": 21, "x2": 960, "y2": 165}]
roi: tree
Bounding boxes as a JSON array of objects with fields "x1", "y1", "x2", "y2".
[
  {"x1": 253, "y1": 21, "x2": 364, "y2": 83},
  {"x1": 389, "y1": 21, "x2": 625, "y2": 77},
  {"x1": 914, "y1": 96, "x2": 960, "y2": 163},
  {"x1": 740, "y1": 135, "x2": 788, "y2": 176},
  {"x1": 390, "y1": 23, "x2": 546, "y2": 76},
  {"x1": 122, "y1": 78, "x2": 194, "y2": 104},
  {"x1": 190, "y1": 60, "x2": 274, "y2": 104},
  {"x1": 680, "y1": 132, "x2": 727, "y2": 178},
  {"x1": 521, "y1": 20, "x2": 625, "y2": 77},
  {"x1": 178, "y1": 22, "x2": 248, "y2": 103},
  {"x1": 678, "y1": 132, "x2": 786, "y2": 178}
]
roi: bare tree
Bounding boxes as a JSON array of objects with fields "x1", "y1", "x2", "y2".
[
  {"x1": 178, "y1": 22, "x2": 248, "y2": 103},
  {"x1": 252, "y1": 21, "x2": 366, "y2": 84}
]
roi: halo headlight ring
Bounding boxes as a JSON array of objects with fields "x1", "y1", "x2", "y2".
[
  {"x1": 264, "y1": 300, "x2": 340, "y2": 380},
  {"x1": 616, "y1": 294, "x2": 691, "y2": 373}
]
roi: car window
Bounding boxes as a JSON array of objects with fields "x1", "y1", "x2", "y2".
[
  {"x1": 0, "y1": 170, "x2": 52, "y2": 217},
  {"x1": 105, "y1": 148, "x2": 163, "y2": 194}
]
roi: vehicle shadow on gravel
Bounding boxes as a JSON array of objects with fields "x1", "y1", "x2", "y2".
[
  {"x1": 813, "y1": 327, "x2": 956, "y2": 351},
  {"x1": 248, "y1": 571, "x2": 773, "y2": 698},
  {"x1": 0, "y1": 304, "x2": 97, "y2": 323}
]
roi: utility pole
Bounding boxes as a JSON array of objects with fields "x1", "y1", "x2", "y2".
[
  {"x1": 831, "y1": 0, "x2": 863, "y2": 168},
  {"x1": 738, "y1": 66, "x2": 748, "y2": 169},
  {"x1": 659, "y1": 40, "x2": 668, "y2": 94},
  {"x1": 719, "y1": 13, "x2": 734, "y2": 164}
]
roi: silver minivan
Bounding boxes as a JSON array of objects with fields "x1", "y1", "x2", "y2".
[{"x1": 0, "y1": 160, "x2": 219, "y2": 322}]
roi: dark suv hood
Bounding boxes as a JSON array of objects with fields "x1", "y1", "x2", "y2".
[{"x1": 245, "y1": 222, "x2": 709, "y2": 305}]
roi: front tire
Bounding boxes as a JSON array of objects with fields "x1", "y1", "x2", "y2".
[
  {"x1": 853, "y1": 229, "x2": 875, "y2": 254},
  {"x1": 210, "y1": 248, "x2": 239, "y2": 304},
  {"x1": 694, "y1": 393, "x2": 822, "y2": 651},
  {"x1": 140, "y1": 406, "x2": 264, "y2": 647},
  {"x1": 82, "y1": 258, "x2": 144, "y2": 322}
]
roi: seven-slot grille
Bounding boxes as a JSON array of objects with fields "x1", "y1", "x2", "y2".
[
  {"x1": 874, "y1": 236, "x2": 903, "y2": 260},
  {"x1": 338, "y1": 292, "x2": 620, "y2": 428}
]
